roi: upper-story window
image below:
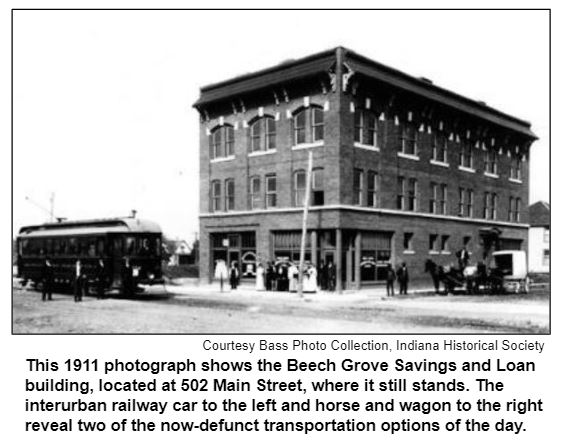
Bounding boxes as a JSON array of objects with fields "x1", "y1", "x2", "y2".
[
  {"x1": 508, "y1": 197, "x2": 521, "y2": 222},
  {"x1": 312, "y1": 168, "x2": 324, "y2": 206},
  {"x1": 458, "y1": 187, "x2": 474, "y2": 218},
  {"x1": 249, "y1": 176, "x2": 261, "y2": 209},
  {"x1": 430, "y1": 183, "x2": 447, "y2": 214},
  {"x1": 400, "y1": 123, "x2": 418, "y2": 156},
  {"x1": 484, "y1": 150, "x2": 498, "y2": 175},
  {"x1": 354, "y1": 110, "x2": 379, "y2": 148},
  {"x1": 225, "y1": 179, "x2": 235, "y2": 211},
  {"x1": 432, "y1": 133, "x2": 448, "y2": 163},
  {"x1": 209, "y1": 125, "x2": 235, "y2": 159},
  {"x1": 265, "y1": 174, "x2": 277, "y2": 208},
  {"x1": 353, "y1": 169, "x2": 363, "y2": 206},
  {"x1": 460, "y1": 142, "x2": 473, "y2": 169},
  {"x1": 293, "y1": 170, "x2": 306, "y2": 206},
  {"x1": 249, "y1": 116, "x2": 276, "y2": 153},
  {"x1": 510, "y1": 156, "x2": 522, "y2": 180},
  {"x1": 544, "y1": 228, "x2": 550, "y2": 243},
  {"x1": 211, "y1": 180, "x2": 221, "y2": 212},
  {"x1": 293, "y1": 106, "x2": 324, "y2": 145},
  {"x1": 483, "y1": 192, "x2": 498, "y2": 220},
  {"x1": 398, "y1": 176, "x2": 417, "y2": 211},
  {"x1": 367, "y1": 171, "x2": 379, "y2": 207}
]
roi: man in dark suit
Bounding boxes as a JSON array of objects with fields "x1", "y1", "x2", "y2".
[
  {"x1": 397, "y1": 262, "x2": 409, "y2": 295},
  {"x1": 95, "y1": 258, "x2": 106, "y2": 299},
  {"x1": 41, "y1": 257, "x2": 54, "y2": 301},
  {"x1": 73, "y1": 259, "x2": 84, "y2": 302}
]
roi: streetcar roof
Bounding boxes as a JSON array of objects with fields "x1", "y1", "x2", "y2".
[{"x1": 18, "y1": 218, "x2": 162, "y2": 238}]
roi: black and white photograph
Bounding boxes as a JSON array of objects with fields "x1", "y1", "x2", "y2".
[{"x1": 12, "y1": 9, "x2": 550, "y2": 334}]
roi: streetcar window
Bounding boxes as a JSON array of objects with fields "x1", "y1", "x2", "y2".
[
  {"x1": 125, "y1": 237, "x2": 136, "y2": 255},
  {"x1": 155, "y1": 237, "x2": 161, "y2": 256},
  {"x1": 138, "y1": 237, "x2": 150, "y2": 256},
  {"x1": 21, "y1": 239, "x2": 29, "y2": 255},
  {"x1": 46, "y1": 239, "x2": 53, "y2": 255},
  {"x1": 113, "y1": 238, "x2": 123, "y2": 256},
  {"x1": 59, "y1": 239, "x2": 67, "y2": 255},
  {"x1": 68, "y1": 238, "x2": 77, "y2": 255},
  {"x1": 97, "y1": 238, "x2": 105, "y2": 256},
  {"x1": 87, "y1": 238, "x2": 96, "y2": 257},
  {"x1": 53, "y1": 239, "x2": 60, "y2": 255}
]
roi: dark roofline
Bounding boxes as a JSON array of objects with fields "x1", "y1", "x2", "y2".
[
  {"x1": 194, "y1": 46, "x2": 536, "y2": 139},
  {"x1": 18, "y1": 217, "x2": 161, "y2": 235}
]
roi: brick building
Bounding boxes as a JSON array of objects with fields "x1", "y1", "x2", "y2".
[{"x1": 193, "y1": 47, "x2": 536, "y2": 290}]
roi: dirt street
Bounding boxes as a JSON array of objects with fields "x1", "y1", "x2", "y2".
[{"x1": 12, "y1": 281, "x2": 549, "y2": 334}]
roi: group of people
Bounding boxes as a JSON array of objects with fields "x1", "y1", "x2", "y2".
[
  {"x1": 255, "y1": 261, "x2": 322, "y2": 293},
  {"x1": 385, "y1": 262, "x2": 410, "y2": 297},
  {"x1": 40, "y1": 256, "x2": 136, "y2": 301}
]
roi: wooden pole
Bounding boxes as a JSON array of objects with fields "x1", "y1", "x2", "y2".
[{"x1": 298, "y1": 151, "x2": 313, "y2": 297}]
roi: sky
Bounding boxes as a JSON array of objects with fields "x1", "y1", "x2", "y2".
[{"x1": 12, "y1": 9, "x2": 550, "y2": 242}]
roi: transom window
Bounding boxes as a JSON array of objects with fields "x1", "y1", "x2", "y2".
[
  {"x1": 354, "y1": 110, "x2": 379, "y2": 147},
  {"x1": 209, "y1": 125, "x2": 235, "y2": 159},
  {"x1": 293, "y1": 106, "x2": 324, "y2": 145},
  {"x1": 249, "y1": 117, "x2": 276, "y2": 152}
]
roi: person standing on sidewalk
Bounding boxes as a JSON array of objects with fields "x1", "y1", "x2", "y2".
[
  {"x1": 397, "y1": 262, "x2": 409, "y2": 295},
  {"x1": 73, "y1": 259, "x2": 84, "y2": 302},
  {"x1": 41, "y1": 257, "x2": 54, "y2": 301},
  {"x1": 229, "y1": 261, "x2": 240, "y2": 290},
  {"x1": 385, "y1": 263, "x2": 396, "y2": 297}
]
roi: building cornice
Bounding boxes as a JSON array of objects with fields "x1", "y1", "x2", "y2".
[{"x1": 200, "y1": 205, "x2": 529, "y2": 229}]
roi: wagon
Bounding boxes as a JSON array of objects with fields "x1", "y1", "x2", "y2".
[{"x1": 490, "y1": 250, "x2": 529, "y2": 293}]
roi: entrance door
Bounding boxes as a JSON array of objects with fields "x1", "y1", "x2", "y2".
[{"x1": 228, "y1": 250, "x2": 240, "y2": 268}]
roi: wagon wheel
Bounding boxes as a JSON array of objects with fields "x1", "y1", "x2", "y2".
[{"x1": 522, "y1": 276, "x2": 530, "y2": 294}]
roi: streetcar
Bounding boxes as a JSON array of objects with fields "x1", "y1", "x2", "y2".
[{"x1": 16, "y1": 217, "x2": 164, "y2": 294}]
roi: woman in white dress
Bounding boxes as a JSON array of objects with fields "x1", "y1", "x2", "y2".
[
  {"x1": 288, "y1": 263, "x2": 299, "y2": 292},
  {"x1": 255, "y1": 263, "x2": 266, "y2": 291},
  {"x1": 303, "y1": 263, "x2": 318, "y2": 293}
]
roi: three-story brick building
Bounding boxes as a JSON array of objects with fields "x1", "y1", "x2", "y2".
[{"x1": 194, "y1": 47, "x2": 536, "y2": 290}]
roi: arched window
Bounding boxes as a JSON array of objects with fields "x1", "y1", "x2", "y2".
[
  {"x1": 292, "y1": 106, "x2": 324, "y2": 146},
  {"x1": 249, "y1": 116, "x2": 276, "y2": 153},
  {"x1": 209, "y1": 125, "x2": 235, "y2": 159}
]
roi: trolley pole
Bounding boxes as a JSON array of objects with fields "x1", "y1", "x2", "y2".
[{"x1": 298, "y1": 151, "x2": 313, "y2": 298}]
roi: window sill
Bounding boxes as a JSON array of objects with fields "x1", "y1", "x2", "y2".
[
  {"x1": 429, "y1": 250, "x2": 440, "y2": 255},
  {"x1": 484, "y1": 172, "x2": 499, "y2": 178},
  {"x1": 210, "y1": 155, "x2": 235, "y2": 163},
  {"x1": 354, "y1": 142, "x2": 380, "y2": 151},
  {"x1": 430, "y1": 160, "x2": 449, "y2": 168},
  {"x1": 398, "y1": 152, "x2": 420, "y2": 161},
  {"x1": 509, "y1": 178, "x2": 523, "y2": 184},
  {"x1": 248, "y1": 149, "x2": 277, "y2": 157},
  {"x1": 441, "y1": 250, "x2": 451, "y2": 255},
  {"x1": 458, "y1": 166, "x2": 476, "y2": 173},
  {"x1": 403, "y1": 250, "x2": 415, "y2": 255},
  {"x1": 292, "y1": 141, "x2": 324, "y2": 151}
]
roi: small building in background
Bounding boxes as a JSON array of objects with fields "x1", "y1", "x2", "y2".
[{"x1": 528, "y1": 201, "x2": 550, "y2": 273}]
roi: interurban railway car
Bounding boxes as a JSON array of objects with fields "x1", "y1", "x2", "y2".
[{"x1": 16, "y1": 218, "x2": 163, "y2": 294}]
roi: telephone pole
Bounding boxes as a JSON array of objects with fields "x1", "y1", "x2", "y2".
[{"x1": 297, "y1": 151, "x2": 313, "y2": 298}]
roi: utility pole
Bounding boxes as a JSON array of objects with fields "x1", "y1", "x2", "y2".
[{"x1": 298, "y1": 150, "x2": 313, "y2": 298}]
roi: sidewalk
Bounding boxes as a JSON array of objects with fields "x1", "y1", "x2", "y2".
[{"x1": 163, "y1": 277, "x2": 436, "y2": 302}]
